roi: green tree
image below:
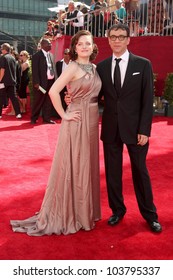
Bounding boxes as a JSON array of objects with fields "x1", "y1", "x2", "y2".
[{"x1": 163, "y1": 73, "x2": 173, "y2": 106}]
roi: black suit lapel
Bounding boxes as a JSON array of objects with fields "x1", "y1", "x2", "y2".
[
  {"x1": 105, "y1": 57, "x2": 115, "y2": 89},
  {"x1": 40, "y1": 50, "x2": 47, "y2": 68},
  {"x1": 121, "y1": 53, "x2": 135, "y2": 90},
  {"x1": 60, "y1": 61, "x2": 63, "y2": 73}
]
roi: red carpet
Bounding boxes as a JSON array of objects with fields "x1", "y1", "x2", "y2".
[{"x1": 0, "y1": 109, "x2": 173, "y2": 260}]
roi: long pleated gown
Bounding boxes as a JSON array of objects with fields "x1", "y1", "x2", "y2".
[{"x1": 10, "y1": 67, "x2": 102, "y2": 236}]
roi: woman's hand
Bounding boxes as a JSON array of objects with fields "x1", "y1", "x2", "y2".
[{"x1": 62, "y1": 111, "x2": 81, "y2": 122}]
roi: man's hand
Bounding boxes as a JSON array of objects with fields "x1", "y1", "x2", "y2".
[
  {"x1": 64, "y1": 93, "x2": 72, "y2": 106},
  {"x1": 137, "y1": 134, "x2": 149, "y2": 146},
  {"x1": 34, "y1": 84, "x2": 39, "y2": 90}
]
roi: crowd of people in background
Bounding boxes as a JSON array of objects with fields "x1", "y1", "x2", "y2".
[
  {"x1": 0, "y1": 38, "x2": 67, "y2": 123},
  {"x1": 43, "y1": 0, "x2": 173, "y2": 39},
  {"x1": 0, "y1": 36, "x2": 71, "y2": 122}
]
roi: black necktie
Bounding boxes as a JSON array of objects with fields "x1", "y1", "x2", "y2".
[{"x1": 114, "y1": 58, "x2": 122, "y2": 94}]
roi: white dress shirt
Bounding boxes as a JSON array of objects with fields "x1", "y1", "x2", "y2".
[
  {"x1": 72, "y1": 11, "x2": 84, "y2": 27},
  {"x1": 112, "y1": 50, "x2": 129, "y2": 87},
  {"x1": 61, "y1": 59, "x2": 70, "y2": 72},
  {"x1": 42, "y1": 49, "x2": 54, "y2": 79}
]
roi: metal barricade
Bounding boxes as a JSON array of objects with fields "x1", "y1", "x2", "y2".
[{"x1": 60, "y1": 1, "x2": 173, "y2": 37}]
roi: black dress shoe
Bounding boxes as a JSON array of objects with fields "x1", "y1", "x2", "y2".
[
  {"x1": 148, "y1": 221, "x2": 162, "y2": 233},
  {"x1": 43, "y1": 120, "x2": 56, "y2": 124},
  {"x1": 108, "y1": 214, "x2": 124, "y2": 226},
  {"x1": 31, "y1": 120, "x2": 36, "y2": 124}
]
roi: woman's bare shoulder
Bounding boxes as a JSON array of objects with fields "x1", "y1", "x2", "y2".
[{"x1": 67, "y1": 61, "x2": 78, "y2": 70}]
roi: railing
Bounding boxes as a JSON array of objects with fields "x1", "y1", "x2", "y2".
[{"x1": 60, "y1": 0, "x2": 173, "y2": 37}]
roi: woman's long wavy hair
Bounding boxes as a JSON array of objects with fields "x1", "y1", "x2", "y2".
[{"x1": 69, "y1": 30, "x2": 98, "y2": 62}]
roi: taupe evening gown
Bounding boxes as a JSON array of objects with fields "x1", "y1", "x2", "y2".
[{"x1": 10, "y1": 65, "x2": 102, "y2": 236}]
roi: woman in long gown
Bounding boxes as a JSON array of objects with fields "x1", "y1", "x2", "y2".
[
  {"x1": 18, "y1": 50, "x2": 30, "y2": 113},
  {"x1": 10, "y1": 30, "x2": 102, "y2": 236}
]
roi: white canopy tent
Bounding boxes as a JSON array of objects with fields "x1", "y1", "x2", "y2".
[
  {"x1": 48, "y1": 2, "x2": 90, "y2": 13},
  {"x1": 48, "y1": 5, "x2": 67, "y2": 12}
]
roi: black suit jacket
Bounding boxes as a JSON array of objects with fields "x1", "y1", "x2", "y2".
[
  {"x1": 56, "y1": 60, "x2": 63, "y2": 77},
  {"x1": 32, "y1": 50, "x2": 57, "y2": 90},
  {"x1": 55, "y1": 60, "x2": 67, "y2": 111},
  {"x1": 97, "y1": 52, "x2": 154, "y2": 144},
  {"x1": 56, "y1": 60, "x2": 67, "y2": 95}
]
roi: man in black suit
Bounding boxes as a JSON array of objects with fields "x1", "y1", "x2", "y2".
[
  {"x1": 0, "y1": 43, "x2": 21, "y2": 119},
  {"x1": 55, "y1": 48, "x2": 71, "y2": 114},
  {"x1": 31, "y1": 38, "x2": 57, "y2": 124},
  {"x1": 97, "y1": 23, "x2": 162, "y2": 233}
]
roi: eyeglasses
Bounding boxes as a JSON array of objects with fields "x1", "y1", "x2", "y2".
[
  {"x1": 20, "y1": 54, "x2": 24, "y2": 56},
  {"x1": 109, "y1": 35, "x2": 128, "y2": 41},
  {"x1": 64, "y1": 53, "x2": 69, "y2": 55}
]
